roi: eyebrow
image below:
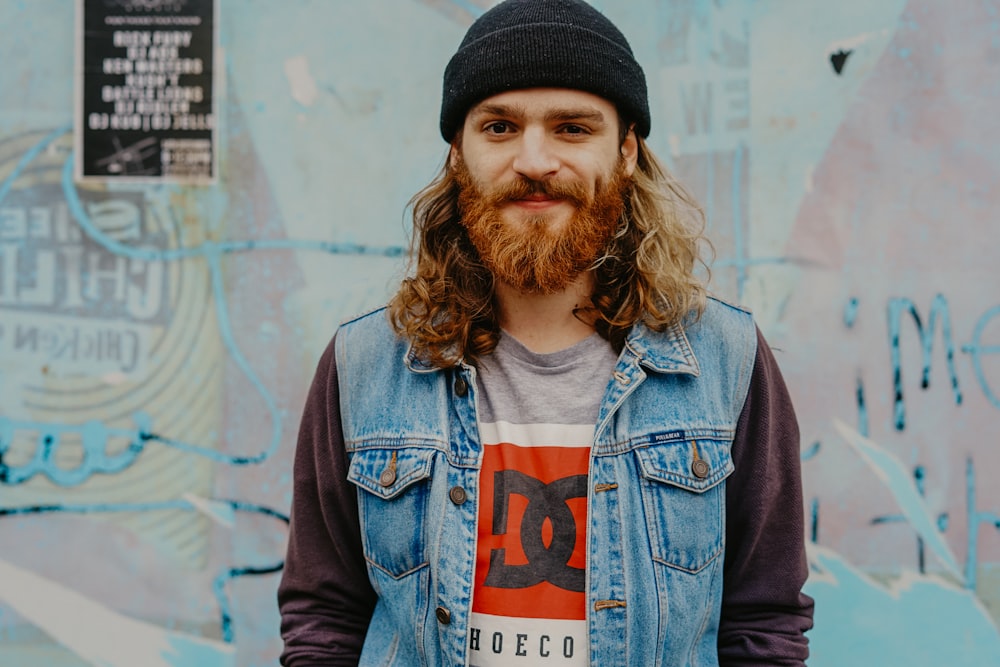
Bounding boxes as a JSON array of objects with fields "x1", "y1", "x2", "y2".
[
  {"x1": 471, "y1": 103, "x2": 524, "y2": 119},
  {"x1": 469, "y1": 103, "x2": 608, "y2": 127},
  {"x1": 544, "y1": 108, "x2": 607, "y2": 126}
]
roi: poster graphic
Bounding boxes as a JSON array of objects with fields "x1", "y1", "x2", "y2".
[
  {"x1": 74, "y1": 0, "x2": 216, "y2": 183},
  {"x1": 0, "y1": 127, "x2": 223, "y2": 614}
]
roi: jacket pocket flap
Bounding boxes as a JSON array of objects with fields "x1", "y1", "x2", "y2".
[
  {"x1": 636, "y1": 438, "x2": 733, "y2": 492},
  {"x1": 347, "y1": 447, "x2": 435, "y2": 500}
]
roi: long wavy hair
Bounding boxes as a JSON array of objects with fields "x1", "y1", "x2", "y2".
[{"x1": 388, "y1": 136, "x2": 710, "y2": 368}]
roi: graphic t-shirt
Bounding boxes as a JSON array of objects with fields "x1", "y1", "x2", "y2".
[{"x1": 470, "y1": 332, "x2": 618, "y2": 667}]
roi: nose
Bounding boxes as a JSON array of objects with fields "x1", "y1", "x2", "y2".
[{"x1": 511, "y1": 128, "x2": 559, "y2": 181}]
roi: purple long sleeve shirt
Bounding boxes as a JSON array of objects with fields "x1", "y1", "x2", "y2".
[{"x1": 278, "y1": 329, "x2": 814, "y2": 666}]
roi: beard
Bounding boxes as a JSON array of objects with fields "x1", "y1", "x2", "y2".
[{"x1": 454, "y1": 155, "x2": 628, "y2": 294}]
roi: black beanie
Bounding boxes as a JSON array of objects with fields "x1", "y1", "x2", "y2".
[{"x1": 440, "y1": 0, "x2": 650, "y2": 142}]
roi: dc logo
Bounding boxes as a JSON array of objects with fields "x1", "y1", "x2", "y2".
[{"x1": 484, "y1": 471, "x2": 587, "y2": 592}]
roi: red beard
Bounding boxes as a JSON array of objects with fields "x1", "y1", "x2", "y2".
[{"x1": 454, "y1": 157, "x2": 627, "y2": 294}]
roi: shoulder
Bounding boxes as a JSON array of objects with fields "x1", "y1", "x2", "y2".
[
  {"x1": 333, "y1": 305, "x2": 408, "y2": 370},
  {"x1": 698, "y1": 295, "x2": 754, "y2": 330},
  {"x1": 336, "y1": 305, "x2": 396, "y2": 347},
  {"x1": 338, "y1": 304, "x2": 393, "y2": 334},
  {"x1": 684, "y1": 297, "x2": 759, "y2": 417},
  {"x1": 683, "y1": 295, "x2": 757, "y2": 359}
]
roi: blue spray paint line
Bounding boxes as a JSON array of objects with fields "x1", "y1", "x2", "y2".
[
  {"x1": 887, "y1": 295, "x2": 963, "y2": 431},
  {"x1": 212, "y1": 499, "x2": 291, "y2": 643},
  {"x1": 856, "y1": 377, "x2": 869, "y2": 437},
  {"x1": 0, "y1": 412, "x2": 271, "y2": 478},
  {"x1": 704, "y1": 147, "x2": 715, "y2": 256},
  {"x1": 847, "y1": 299, "x2": 865, "y2": 440},
  {"x1": 1, "y1": 499, "x2": 193, "y2": 517},
  {"x1": 810, "y1": 497, "x2": 819, "y2": 544},
  {"x1": 227, "y1": 499, "x2": 289, "y2": 524},
  {"x1": 0, "y1": 126, "x2": 402, "y2": 260},
  {"x1": 962, "y1": 304, "x2": 1000, "y2": 410},
  {"x1": 844, "y1": 297, "x2": 860, "y2": 327},
  {"x1": 127, "y1": 250, "x2": 280, "y2": 465},
  {"x1": 0, "y1": 498, "x2": 289, "y2": 643},
  {"x1": 215, "y1": 249, "x2": 278, "y2": 463},
  {"x1": 212, "y1": 562, "x2": 284, "y2": 643},
  {"x1": 59, "y1": 156, "x2": 403, "y2": 262},
  {"x1": 444, "y1": 0, "x2": 486, "y2": 19},
  {"x1": 0, "y1": 414, "x2": 151, "y2": 486},
  {"x1": 964, "y1": 457, "x2": 1000, "y2": 590},
  {"x1": 712, "y1": 255, "x2": 795, "y2": 269},
  {"x1": 730, "y1": 142, "x2": 748, "y2": 299},
  {"x1": 801, "y1": 440, "x2": 821, "y2": 461},
  {"x1": 0, "y1": 124, "x2": 71, "y2": 208},
  {"x1": 870, "y1": 465, "x2": 949, "y2": 574},
  {"x1": 914, "y1": 466, "x2": 928, "y2": 573},
  {"x1": 0, "y1": 497, "x2": 288, "y2": 522}
]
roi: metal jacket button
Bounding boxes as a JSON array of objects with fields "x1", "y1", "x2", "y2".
[
  {"x1": 436, "y1": 606, "x2": 451, "y2": 624},
  {"x1": 691, "y1": 459, "x2": 709, "y2": 479},
  {"x1": 379, "y1": 452, "x2": 397, "y2": 487},
  {"x1": 449, "y1": 486, "x2": 467, "y2": 505},
  {"x1": 454, "y1": 376, "x2": 468, "y2": 397}
]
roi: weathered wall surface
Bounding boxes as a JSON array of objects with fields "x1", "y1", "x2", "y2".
[{"x1": 1, "y1": 1, "x2": 998, "y2": 665}]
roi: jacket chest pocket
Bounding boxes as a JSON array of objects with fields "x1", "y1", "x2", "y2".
[
  {"x1": 634, "y1": 438, "x2": 733, "y2": 573},
  {"x1": 347, "y1": 446, "x2": 436, "y2": 579}
]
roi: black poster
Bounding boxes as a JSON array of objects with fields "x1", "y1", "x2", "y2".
[{"x1": 75, "y1": 0, "x2": 216, "y2": 183}]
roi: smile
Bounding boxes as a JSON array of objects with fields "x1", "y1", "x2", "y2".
[{"x1": 510, "y1": 195, "x2": 566, "y2": 210}]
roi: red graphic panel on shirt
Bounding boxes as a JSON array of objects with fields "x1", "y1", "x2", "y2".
[{"x1": 473, "y1": 439, "x2": 590, "y2": 620}]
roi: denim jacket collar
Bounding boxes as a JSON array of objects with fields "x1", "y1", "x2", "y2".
[
  {"x1": 402, "y1": 343, "x2": 446, "y2": 373},
  {"x1": 624, "y1": 321, "x2": 701, "y2": 377}
]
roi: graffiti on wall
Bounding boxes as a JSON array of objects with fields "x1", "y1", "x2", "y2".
[
  {"x1": 1, "y1": 0, "x2": 998, "y2": 665},
  {"x1": 0, "y1": 109, "x2": 401, "y2": 667}
]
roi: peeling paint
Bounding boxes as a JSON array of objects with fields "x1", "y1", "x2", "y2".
[{"x1": 283, "y1": 55, "x2": 318, "y2": 108}]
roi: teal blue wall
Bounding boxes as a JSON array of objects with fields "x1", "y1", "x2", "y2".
[{"x1": 2, "y1": 1, "x2": 999, "y2": 665}]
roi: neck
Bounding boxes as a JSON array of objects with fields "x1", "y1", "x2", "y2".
[{"x1": 494, "y1": 273, "x2": 597, "y2": 354}]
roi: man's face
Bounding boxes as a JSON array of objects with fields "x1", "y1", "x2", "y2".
[{"x1": 452, "y1": 88, "x2": 638, "y2": 294}]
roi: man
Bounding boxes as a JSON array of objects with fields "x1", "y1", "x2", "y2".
[{"x1": 278, "y1": 0, "x2": 814, "y2": 665}]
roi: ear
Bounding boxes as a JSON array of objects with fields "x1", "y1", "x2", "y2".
[
  {"x1": 620, "y1": 126, "x2": 638, "y2": 178},
  {"x1": 449, "y1": 128, "x2": 465, "y2": 170}
]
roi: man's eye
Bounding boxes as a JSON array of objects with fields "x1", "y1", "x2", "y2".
[
  {"x1": 562, "y1": 124, "x2": 588, "y2": 135},
  {"x1": 485, "y1": 122, "x2": 511, "y2": 135}
]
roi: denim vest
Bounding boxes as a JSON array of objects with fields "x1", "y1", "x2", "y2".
[{"x1": 335, "y1": 297, "x2": 756, "y2": 667}]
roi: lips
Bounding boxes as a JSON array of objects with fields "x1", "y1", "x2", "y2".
[{"x1": 510, "y1": 195, "x2": 564, "y2": 210}]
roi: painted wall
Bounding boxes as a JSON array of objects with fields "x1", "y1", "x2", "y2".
[{"x1": 1, "y1": 1, "x2": 998, "y2": 665}]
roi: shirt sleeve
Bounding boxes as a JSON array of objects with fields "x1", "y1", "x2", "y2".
[
  {"x1": 278, "y1": 334, "x2": 377, "y2": 666},
  {"x1": 718, "y1": 327, "x2": 815, "y2": 666}
]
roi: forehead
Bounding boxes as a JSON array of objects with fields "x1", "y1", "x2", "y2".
[{"x1": 465, "y1": 87, "x2": 618, "y2": 122}]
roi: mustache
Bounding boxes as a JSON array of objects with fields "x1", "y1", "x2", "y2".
[{"x1": 483, "y1": 176, "x2": 590, "y2": 208}]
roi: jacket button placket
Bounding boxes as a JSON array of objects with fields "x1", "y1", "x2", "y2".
[
  {"x1": 441, "y1": 367, "x2": 479, "y2": 666},
  {"x1": 588, "y1": 456, "x2": 627, "y2": 664}
]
